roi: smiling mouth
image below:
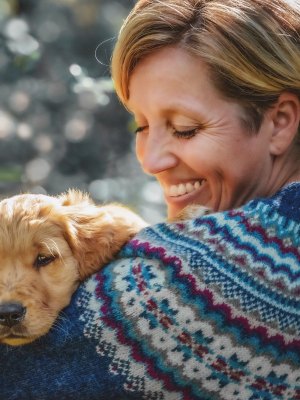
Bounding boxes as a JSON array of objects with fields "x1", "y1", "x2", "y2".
[{"x1": 167, "y1": 180, "x2": 206, "y2": 197}]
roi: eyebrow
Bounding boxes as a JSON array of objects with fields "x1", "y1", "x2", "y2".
[
  {"x1": 128, "y1": 102, "x2": 207, "y2": 123},
  {"x1": 167, "y1": 104, "x2": 204, "y2": 118}
]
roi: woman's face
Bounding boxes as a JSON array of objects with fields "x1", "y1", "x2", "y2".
[{"x1": 127, "y1": 46, "x2": 275, "y2": 218}]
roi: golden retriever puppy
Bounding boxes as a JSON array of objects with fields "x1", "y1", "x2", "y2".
[{"x1": 0, "y1": 190, "x2": 147, "y2": 346}]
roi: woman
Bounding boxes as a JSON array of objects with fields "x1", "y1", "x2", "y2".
[
  {"x1": 112, "y1": 0, "x2": 300, "y2": 219},
  {"x1": 1, "y1": 1, "x2": 300, "y2": 399}
]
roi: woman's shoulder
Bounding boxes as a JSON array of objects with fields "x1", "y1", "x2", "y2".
[
  {"x1": 247, "y1": 181, "x2": 300, "y2": 222},
  {"x1": 91, "y1": 181, "x2": 300, "y2": 399}
]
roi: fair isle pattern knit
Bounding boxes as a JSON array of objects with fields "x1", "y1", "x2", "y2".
[
  {"x1": 1, "y1": 183, "x2": 300, "y2": 400},
  {"x1": 77, "y1": 182, "x2": 300, "y2": 400}
]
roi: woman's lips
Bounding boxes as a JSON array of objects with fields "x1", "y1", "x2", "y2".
[
  {"x1": 163, "y1": 180, "x2": 209, "y2": 209},
  {"x1": 162, "y1": 180, "x2": 212, "y2": 218}
]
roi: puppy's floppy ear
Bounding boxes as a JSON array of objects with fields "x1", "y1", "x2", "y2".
[{"x1": 58, "y1": 189, "x2": 147, "y2": 280}]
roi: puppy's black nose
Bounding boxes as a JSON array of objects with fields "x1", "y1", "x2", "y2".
[{"x1": 0, "y1": 302, "x2": 26, "y2": 327}]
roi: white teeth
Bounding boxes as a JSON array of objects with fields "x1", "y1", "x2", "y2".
[
  {"x1": 169, "y1": 185, "x2": 178, "y2": 197},
  {"x1": 178, "y1": 184, "x2": 186, "y2": 195},
  {"x1": 186, "y1": 183, "x2": 194, "y2": 193},
  {"x1": 168, "y1": 180, "x2": 204, "y2": 197}
]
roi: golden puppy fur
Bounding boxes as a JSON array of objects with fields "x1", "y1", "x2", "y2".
[{"x1": 0, "y1": 190, "x2": 147, "y2": 346}]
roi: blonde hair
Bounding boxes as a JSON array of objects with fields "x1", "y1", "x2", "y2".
[{"x1": 111, "y1": 0, "x2": 300, "y2": 134}]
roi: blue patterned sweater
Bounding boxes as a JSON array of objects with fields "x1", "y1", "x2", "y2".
[{"x1": 1, "y1": 183, "x2": 299, "y2": 400}]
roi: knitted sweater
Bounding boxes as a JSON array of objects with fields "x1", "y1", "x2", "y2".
[{"x1": 1, "y1": 183, "x2": 299, "y2": 400}]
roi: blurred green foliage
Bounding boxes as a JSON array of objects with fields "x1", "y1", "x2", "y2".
[{"x1": 0, "y1": 167, "x2": 22, "y2": 182}]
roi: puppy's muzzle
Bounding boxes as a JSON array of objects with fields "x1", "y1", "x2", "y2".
[{"x1": 0, "y1": 302, "x2": 26, "y2": 328}]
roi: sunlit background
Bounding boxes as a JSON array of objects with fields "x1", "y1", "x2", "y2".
[{"x1": 0, "y1": 0, "x2": 165, "y2": 222}]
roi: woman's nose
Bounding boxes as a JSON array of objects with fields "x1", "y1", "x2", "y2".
[{"x1": 136, "y1": 129, "x2": 178, "y2": 175}]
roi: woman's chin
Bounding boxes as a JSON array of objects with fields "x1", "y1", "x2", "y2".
[{"x1": 166, "y1": 191, "x2": 212, "y2": 219}]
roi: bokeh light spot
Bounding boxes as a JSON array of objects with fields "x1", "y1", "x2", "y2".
[{"x1": 25, "y1": 158, "x2": 52, "y2": 182}]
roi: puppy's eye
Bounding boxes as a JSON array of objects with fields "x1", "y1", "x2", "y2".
[{"x1": 34, "y1": 254, "x2": 56, "y2": 268}]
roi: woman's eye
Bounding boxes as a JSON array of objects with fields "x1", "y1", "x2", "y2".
[
  {"x1": 172, "y1": 128, "x2": 199, "y2": 139},
  {"x1": 134, "y1": 125, "x2": 200, "y2": 138},
  {"x1": 134, "y1": 125, "x2": 148, "y2": 134},
  {"x1": 34, "y1": 254, "x2": 56, "y2": 268}
]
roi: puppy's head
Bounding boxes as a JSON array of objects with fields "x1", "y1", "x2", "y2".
[{"x1": 0, "y1": 190, "x2": 146, "y2": 346}]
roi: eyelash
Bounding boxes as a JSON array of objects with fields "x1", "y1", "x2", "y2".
[
  {"x1": 172, "y1": 128, "x2": 199, "y2": 139},
  {"x1": 134, "y1": 126, "x2": 199, "y2": 139},
  {"x1": 134, "y1": 126, "x2": 147, "y2": 134}
]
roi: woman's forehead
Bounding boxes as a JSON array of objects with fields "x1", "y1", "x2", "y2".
[{"x1": 127, "y1": 46, "x2": 211, "y2": 109}]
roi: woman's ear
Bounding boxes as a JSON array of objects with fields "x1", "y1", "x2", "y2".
[{"x1": 269, "y1": 92, "x2": 300, "y2": 155}]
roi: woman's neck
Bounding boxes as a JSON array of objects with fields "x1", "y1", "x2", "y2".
[{"x1": 269, "y1": 149, "x2": 300, "y2": 194}]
